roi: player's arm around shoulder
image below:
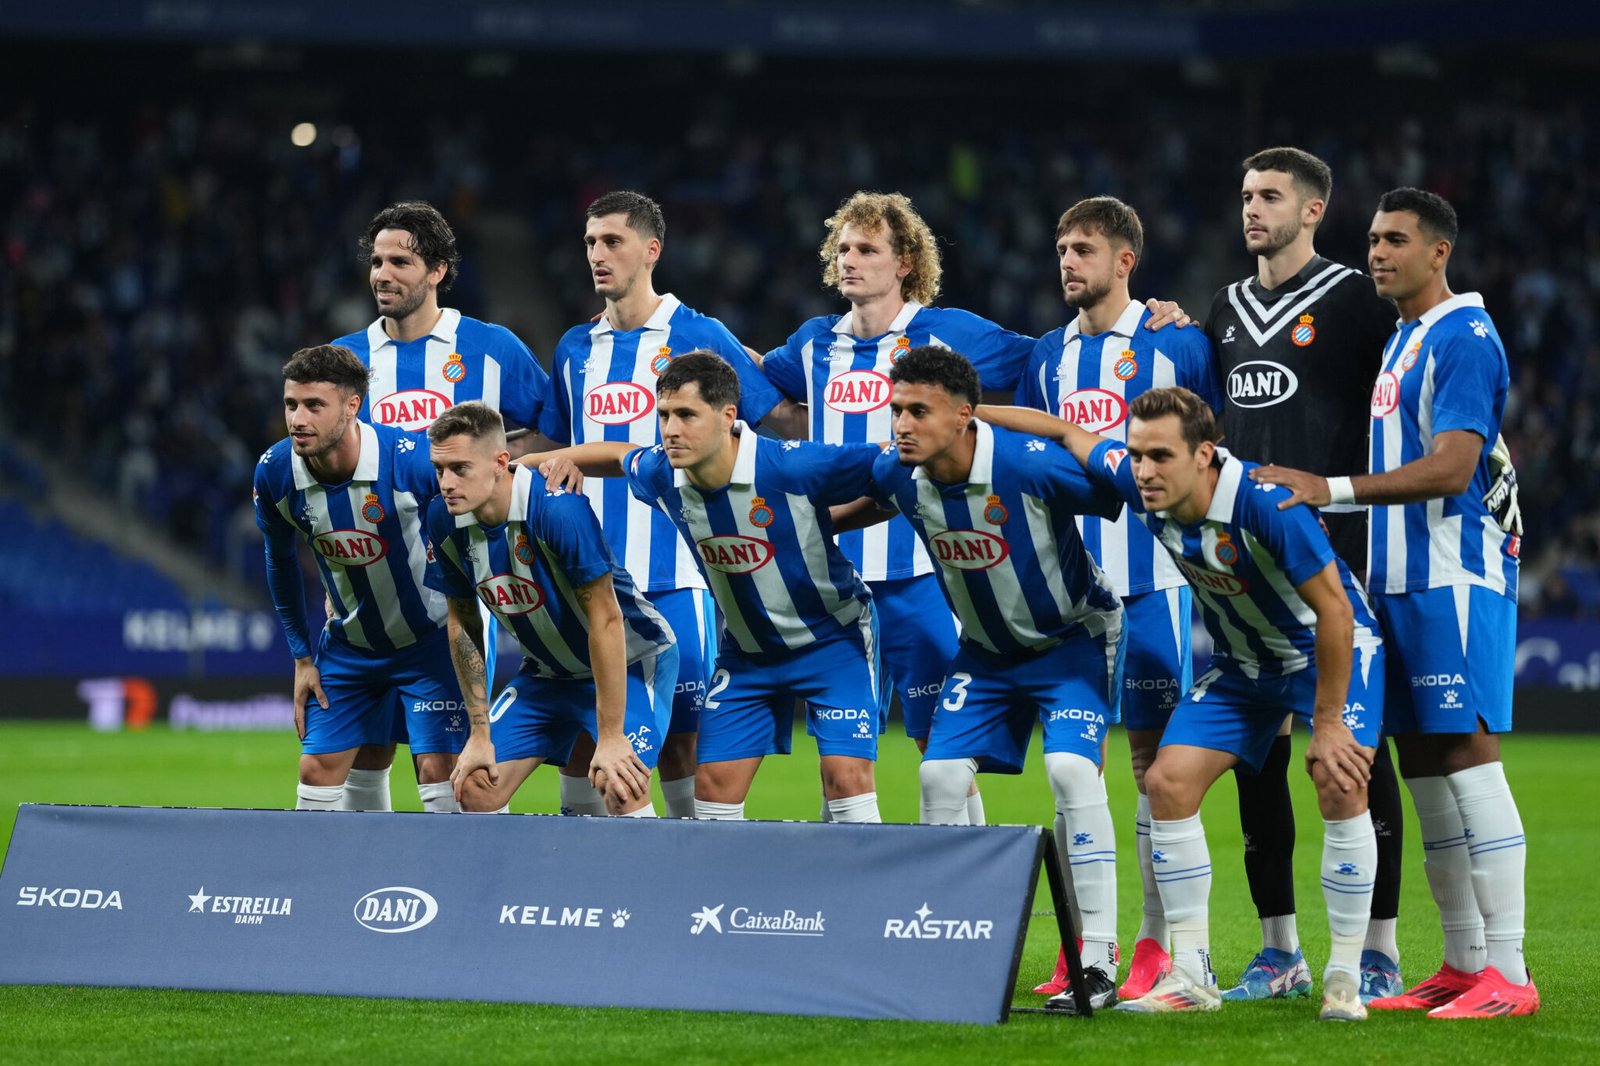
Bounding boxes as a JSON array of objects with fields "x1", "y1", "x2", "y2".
[
  {"x1": 973, "y1": 403, "x2": 1105, "y2": 467},
  {"x1": 574, "y1": 571, "x2": 650, "y2": 813},
  {"x1": 526, "y1": 441, "x2": 635, "y2": 494}
]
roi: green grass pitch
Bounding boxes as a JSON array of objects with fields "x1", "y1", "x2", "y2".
[{"x1": 0, "y1": 723, "x2": 1595, "y2": 1064}]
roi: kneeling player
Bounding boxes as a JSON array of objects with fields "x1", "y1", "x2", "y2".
[
  {"x1": 983, "y1": 387, "x2": 1384, "y2": 1021},
  {"x1": 426, "y1": 402, "x2": 677, "y2": 815}
]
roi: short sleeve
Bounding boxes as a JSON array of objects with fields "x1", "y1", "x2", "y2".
[
  {"x1": 1428, "y1": 328, "x2": 1505, "y2": 441},
  {"x1": 1243, "y1": 485, "x2": 1336, "y2": 587},
  {"x1": 762, "y1": 331, "x2": 810, "y2": 402},
  {"x1": 622, "y1": 445, "x2": 668, "y2": 507},
  {"x1": 533, "y1": 491, "x2": 616, "y2": 589},
  {"x1": 1085, "y1": 439, "x2": 1146, "y2": 516},
  {"x1": 423, "y1": 499, "x2": 475, "y2": 599}
]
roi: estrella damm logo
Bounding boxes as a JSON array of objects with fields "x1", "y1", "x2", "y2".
[
  {"x1": 442, "y1": 352, "x2": 467, "y2": 383},
  {"x1": 749, "y1": 496, "x2": 775, "y2": 528},
  {"x1": 361, "y1": 493, "x2": 386, "y2": 524},
  {"x1": 514, "y1": 533, "x2": 535, "y2": 566},
  {"x1": 1113, "y1": 350, "x2": 1138, "y2": 380},
  {"x1": 1291, "y1": 314, "x2": 1316, "y2": 347},
  {"x1": 1213, "y1": 533, "x2": 1239, "y2": 566},
  {"x1": 891, "y1": 336, "x2": 912, "y2": 362},
  {"x1": 983, "y1": 494, "x2": 1008, "y2": 525},
  {"x1": 650, "y1": 346, "x2": 672, "y2": 375}
]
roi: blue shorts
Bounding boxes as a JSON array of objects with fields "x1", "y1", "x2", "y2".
[
  {"x1": 1120, "y1": 586, "x2": 1194, "y2": 733},
  {"x1": 870, "y1": 574, "x2": 960, "y2": 740},
  {"x1": 1160, "y1": 643, "x2": 1385, "y2": 771},
  {"x1": 485, "y1": 645, "x2": 678, "y2": 768},
  {"x1": 697, "y1": 610, "x2": 884, "y2": 764},
  {"x1": 924, "y1": 624, "x2": 1124, "y2": 774},
  {"x1": 305, "y1": 630, "x2": 466, "y2": 756},
  {"x1": 1373, "y1": 585, "x2": 1514, "y2": 735},
  {"x1": 646, "y1": 587, "x2": 716, "y2": 736}
]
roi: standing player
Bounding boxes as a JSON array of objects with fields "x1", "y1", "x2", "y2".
[
  {"x1": 982, "y1": 387, "x2": 1385, "y2": 1021},
  {"x1": 849, "y1": 347, "x2": 1126, "y2": 1012},
  {"x1": 425, "y1": 402, "x2": 677, "y2": 816},
  {"x1": 541, "y1": 191, "x2": 799, "y2": 819},
  {"x1": 1255, "y1": 189, "x2": 1536, "y2": 1018},
  {"x1": 253, "y1": 345, "x2": 466, "y2": 814},
  {"x1": 1203, "y1": 148, "x2": 1407, "y2": 1002},
  {"x1": 333, "y1": 201, "x2": 554, "y2": 809},
  {"x1": 1016, "y1": 196, "x2": 1221, "y2": 1000},
  {"x1": 536, "y1": 352, "x2": 888, "y2": 824}
]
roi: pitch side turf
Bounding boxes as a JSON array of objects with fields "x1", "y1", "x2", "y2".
[{"x1": 0, "y1": 723, "x2": 1594, "y2": 1064}]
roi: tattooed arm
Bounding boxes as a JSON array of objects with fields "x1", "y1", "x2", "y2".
[{"x1": 445, "y1": 595, "x2": 498, "y2": 801}]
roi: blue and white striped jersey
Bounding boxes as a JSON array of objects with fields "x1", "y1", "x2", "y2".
[
  {"x1": 424, "y1": 466, "x2": 671, "y2": 680},
  {"x1": 539, "y1": 294, "x2": 782, "y2": 593},
  {"x1": 1087, "y1": 442, "x2": 1382, "y2": 679},
  {"x1": 763, "y1": 301, "x2": 1034, "y2": 582},
  {"x1": 870, "y1": 420, "x2": 1123, "y2": 657},
  {"x1": 1368, "y1": 293, "x2": 1518, "y2": 599},
  {"x1": 622, "y1": 425, "x2": 880, "y2": 657},
  {"x1": 335, "y1": 308, "x2": 550, "y2": 432},
  {"x1": 253, "y1": 421, "x2": 443, "y2": 659},
  {"x1": 1017, "y1": 300, "x2": 1222, "y2": 598}
]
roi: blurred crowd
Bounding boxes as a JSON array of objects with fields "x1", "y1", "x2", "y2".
[{"x1": 1, "y1": 50, "x2": 1594, "y2": 616}]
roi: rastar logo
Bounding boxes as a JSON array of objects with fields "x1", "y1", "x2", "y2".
[
  {"x1": 1370, "y1": 372, "x2": 1401, "y2": 417},
  {"x1": 696, "y1": 535, "x2": 774, "y2": 574},
  {"x1": 1227, "y1": 361, "x2": 1300, "y2": 408},
  {"x1": 585, "y1": 382, "x2": 655, "y2": 425},
  {"x1": 1176, "y1": 558, "x2": 1248, "y2": 596},
  {"x1": 1059, "y1": 388, "x2": 1128, "y2": 432},
  {"x1": 824, "y1": 370, "x2": 892, "y2": 413},
  {"x1": 16, "y1": 887, "x2": 123, "y2": 910},
  {"x1": 883, "y1": 902, "x2": 994, "y2": 941},
  {"x1": 311, "y1": 530, "x2": 388, "y2": 567},
  {"x1": 476, "y1": 574, "x2": 546, "y2": 615},
  {"x1": 930, "y1": 530, "x2": 1009, "y2": 571},
  {"x1": 354, "y1": 887, "x2": 439, "y2": 933},
  {"x1": 373, "y1": 389, "x2": 451, "y2": 431}
]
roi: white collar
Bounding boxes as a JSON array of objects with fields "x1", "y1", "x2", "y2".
[
  {"x1": 292, "y1": 420, "x2": 380, "y2": 491},
  {"x1": 458, "y1": 463, "x2": 531, "y2": 528},
  {"x1": 365, "y1": 307, "x2": 462, "y2": 348},
  {"x1": 675, "y1": 421, "x2": 758, "y2": 489},
  {"x1": 591, "y1": 293, "x2": 682, "y2": 336},
  {"x1": 834, "y1": 299, "x2": 923, "y2": 339},
  {"x1": 912, "y1": 417, "x2": 994, "y2": 484},
  {"x1": 1407, "y1": 291, "x2": 1485, "y2": 330}
]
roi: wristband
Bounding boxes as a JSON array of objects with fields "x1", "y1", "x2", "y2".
[{"x1": 1326, "y1": 476, "x2": 1356, "y2": 505}]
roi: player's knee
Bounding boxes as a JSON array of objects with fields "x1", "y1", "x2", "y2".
[
  {"x1": 1125, "y1": 731, "x2": 1161, "y2": 790},
  {"x1": 457, "y1": 771, "x2": 501, "y2": 813},
  {"x1": 820, "y1": 757, "x2": 874, "y2": 799},
  {"x1": 1045, "y1": 751, "x2": 1107, "y2": 813},
  {"x1": 351, "y1": 743, "x2": 395, "y2": 771},
  {"x1": 1142, "y1": 757, "x2": 1192, "y2": 816},
  {"x1": 413, "y1": 752, "x2": 454, "y2": 785},
  {"x1": 298, "y1": 754, "x2": 348, "y2": 788},
  {"x1": 658, "y1": 734, "x2": 698, "y2": 779},
  {"x1": 919, "y1": 759, "x2": 975, "y2": 806}
]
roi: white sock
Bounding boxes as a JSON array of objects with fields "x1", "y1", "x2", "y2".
[
  {"x1": 827, "y1": 792, "x2": 882, "y2": 823},
  {"x1": 695, "y1": 799, "x2": 745, "y2": 820},
  {"x1": 966, "y1": 790, "x2": 987, "y2": 826},
  {"x1": 1407, "y1": 775, "x2": 1486, "y2": 972},
  {"x1": 919, "y1": 758, "x2": 976, "y2": 825},
  {"x1": 559, "y1": 774, "x2": 608, "y2": 816},
  {"x1": 339, "y1": 768, "x2": 392, "y2": 811},
  {"x1": 1447, "y1": 762, "x2": 1528, "y2": 985},
  {"x1": 417, "y1": 781, "x2": 459, "y2": 814},
  {"x1": 1261, "y1": 913, "x2": 1299, "y2": 954},
  {"x1": 462, "y1": 804, "x2": 509, "y2": 814},
  {"x1": 661, "y1": 776, "x2": 697, "y2": 819},
  {"x1": 1046, "y1": 752, "x2": 1117, "y2": 979},
  {"x1": 1365, "y1": 917, "x2": 1399, "y2": 963},
  {"x1": 1321, "y1": 812, "x2": 1377, "y2": 981},
  {"x1": 619, "y1": 803, "x2": 658, "y2": 818},
  {"x1": 819, "y1": 797, "x2": 833, "y2": 822},
  {"x1": 295, "y1": 783, "x2": 341, "y2": 811},
  {"x1": 1135, "y1": 792, "x2": 1169, "y2": 948},
  {"x1": 1150, "y1": 813, "x2": 1213, "y2": 984}
]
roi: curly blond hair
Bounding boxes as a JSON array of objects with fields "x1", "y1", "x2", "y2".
[{"x1": 819, "y1": 191, "x2": 942, "y2": 305}]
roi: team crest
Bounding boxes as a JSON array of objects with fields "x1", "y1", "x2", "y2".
[
  {"x1": 361, "y1": 493, "x2": 385, "y2": 524},
  {"x1": 650, "y1": 346, "x2": 673, "y2": 375},
  {"x1": 1113, "y1": 351, "x2": 1138, "y2": 380},
  {"x1": 442, "y1": 352, "x2": 467, "y2": 383},
  {"x1": 1214, "y1": 533, "x2": 1239, "y2": 566},
  {"x1": 749, "y1": 496, "x2": 775, "y2": 528},
  {"x1": 513, "y1": 533, "x2": 535, "y2": 566},
  {"x1": 983, "y1": 494, "x2": 1009, "y2": 525},
  {"x1": 1400, "y1": 342, "x2": 1421, "y2": 372},
  {"x1": 891, "y1": 336, "x2": 912, "y2": 362},
  {"x1": 1291, "y1": 314, "x2": 1316, "y2": 347}
]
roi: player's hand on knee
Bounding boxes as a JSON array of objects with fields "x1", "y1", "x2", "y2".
[
  {"x1": 451, "y1": 737, "x2": 499, "y2": 802},
  {"x1": 589, "y1": 735, "x2": 650, "y2": 810},
  {"x1": 1305, "y1": 726, "x2": 1372, "y2": 794},
  {"x1": 1143, "y1": 297, "x2": 1192, "y2": 330}
]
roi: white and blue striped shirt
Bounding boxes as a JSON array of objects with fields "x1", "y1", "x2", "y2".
[
  {"x1": 1088, "y1": 443, "x2": 1382, "y2": 679},
  {"x1": 336, "y1": 308, "x2": 550, "y2": 432},
  {"x1": 1368, "y1": 293, "x2": 1518, "y2": 599},
  {"x1": 253, "y1": 421, "x2": 443, "y2": 658},
  {"x1": 424, "y1": 466, "x2": 671, "y2": 680},
  {"x1": 871, "y1": 420, "x2": 1123, "y2": 658},
  {"x1": 623, "y1": 425, "x2": 881, "y2": 657},
  {"x1": 763, "y1": 301, "x2": 1034, "y2": 582},
  {"x1": 1017, "y1": 299, "x2": 1222, "y2": 598},
  {"x1": 540, "y1": 294, "x2": 782, "y2": 593}
]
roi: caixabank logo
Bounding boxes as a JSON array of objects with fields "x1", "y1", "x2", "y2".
[{"x1": 689, "y1": 903, "x2": 825, "y2": 937}]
